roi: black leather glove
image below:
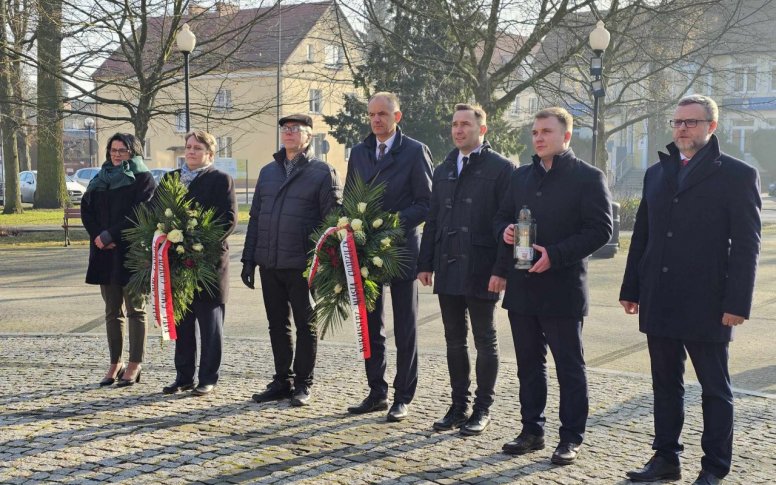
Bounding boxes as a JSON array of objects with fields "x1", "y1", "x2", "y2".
[{"x1": 241, "y1": 261, "x2": 256, "y2": 289}]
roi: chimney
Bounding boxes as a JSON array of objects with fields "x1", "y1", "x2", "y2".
[
  {"x1": 189, "y1": 3, "x2": 207, "y2": 15},
  {"x1": 216, "y1": 1, "x2": 239, "y2": 16}
]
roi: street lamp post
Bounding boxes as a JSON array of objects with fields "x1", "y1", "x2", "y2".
[
  {"x1": 589, "y1": 20, "x2": 611, "y2": 169},
  {"x1": 84, "y1": 117, "x2": 95, "y2": 167},
  {"x1": 176, "y1": 23, "x2": 197, "y2": 133}
]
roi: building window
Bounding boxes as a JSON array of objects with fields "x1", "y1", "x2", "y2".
[
  {"x1": 324, "y1": 44, "x2": 343, "y2": 68},
  {"x1": 306, "y1": 44, "x2": 315, "y2": 63},
  {"x1": 309, "y1": 89, "x2": 322, "y2": 113},
  {"x1": 144, "y1": 138, "x2": 151, "y2": 158},
  {"x1": 771, "y1": 64, "x2": 776, "y2": 91},
  {"x1": 734, "y1": 65, "x2": 757, "y2": 93},
  {"x1": 512, "y1": 97, "x2": 520, "y2": 114},
  {"x1": 311, "y1": 134, "x2": 326, "y2": 156},
  {"x1": 217, "y1": 136, "x2": 233, "y2": 158},
  {"x1": 175, "y1": 111, "x2": 186, "y2": 132},
  {"x1": 528, "y1": 97, "x2": 539, "y2": 113},
  {"x1": 215, "y1": 89, "x2": 232, "y2": 112}
]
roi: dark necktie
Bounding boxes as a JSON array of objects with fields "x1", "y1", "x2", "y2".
[
  {"x1": 461, "y1": 156, "x2": 469, "y2": 174},
  {"x1": 681, "y1": 157, "x2": 689, "y2": 167},
  {"x1": 378, "y1": 143, "x2": 387, "y2": 160}
]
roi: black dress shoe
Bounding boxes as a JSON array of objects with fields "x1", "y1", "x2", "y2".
[
  {"x1": 551, "y1": 441, "x2": 581, "y2": 465},
  {"x1": 99, "y1": 364, "x2": 125, "y2": 387},
  {"x1": 162, "y1": 380, "x2": 195, "y2": 394},
  {"x1": 626, "y1": 454, "x2": 682, "y2": 482},
  {"x1": 386, "y1": 402, "x2": 409, "y2": 422},
  {"x1": 116, "y1": 368, "x2": 142, "y2": 387},
  {"x1": 432, "y1": 405, "x2": 469, "y2": 431},
  {"x1": 502, "y1": 433, "x2": 545, "y2": 455},
  {"x1": 460, "y1": 408, "x2": 490, "y2": 436},
  {"x1": 290, "y1": 386, "x2": 311, "y2": 407},
  {"x1": 192, "y1": 384, "x2": 215, "y2": 396},
  {"x1": 347, "y1": 395, "x2": 389, "y2": 414},
  {"x1": 692, "y1": 470, "x2": 723, "y2": 484},
  {"x1": 252, "y1": 381, "x2": 292, "y2": 403}
]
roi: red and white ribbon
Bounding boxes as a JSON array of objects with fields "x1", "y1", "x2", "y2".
[
  {"x1": 308, "y1": 226, "x2": 371, "y2": 359},
  {"x1": 340, "y1": 231, "x2": 371, "y2": 359},
  {"x1": 150, "y1": 233, "x2": 177, "y2": 341}
]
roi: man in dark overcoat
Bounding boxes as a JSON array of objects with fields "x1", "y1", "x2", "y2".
[
  {"x1": 494, "y1": 107, "x2": 612, "y2": 465},
  {"x1": 345, "y1": 92, "x2": 433, "y2": 422},
  {"x1": 242, "y1": 114, "x2": 342, "y2": 407},
  {"x1": 620, "y1": 95, "x2": 761, "y2": 485},
  {"x1": 417, "y1": 103, "x2": 515, "y2": 436}
]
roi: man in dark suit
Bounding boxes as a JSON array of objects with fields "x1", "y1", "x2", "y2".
[
  {"x1": 620, "y1": 95, "x2": 761, "y2": 485},
  {"x1": 494, "y1": 107, "x2": 612, "y2": 465},
  {"x1": 345, "y1": 91, "x2": 433, "y2": 422},
  {"x1": 418, "y1": 103, "x2": 515, "y2": 436},
  {"x1": 241, "y1": 114, "x2": 342, "y2": 407}
]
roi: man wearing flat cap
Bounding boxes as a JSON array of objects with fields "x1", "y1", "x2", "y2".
[{"x1": 242, "y1": 113, "x2": 342, "y2": 406}]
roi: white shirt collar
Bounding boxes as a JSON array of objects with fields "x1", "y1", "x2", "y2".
[
  {"x1": 375, "y1": 131, "x2": 397, "y2": 158},
  {"x1": 457, "y1": 144, "x2": 483, "y2": 174}
]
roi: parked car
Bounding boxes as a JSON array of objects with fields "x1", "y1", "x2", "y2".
[
  {"x1": 151, "y1": 168, "x2": 174, "y2": 183},
  {"x1": 73, "y1": 167, "x2": 100, "y2": 187},
  {"x1": 769, "y1": 182, "x2": 776, "y2": 197},
  {"x1": 19, "y1": 170, "x2": 87, "y2": 204}
]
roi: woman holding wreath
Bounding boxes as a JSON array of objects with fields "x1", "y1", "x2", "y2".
[
  {"x1": 81, "y1": 133, "x2": 156, "y2": 387},
  {"x1": 161, "y1": 130, "x2": 237, "y2": 396}
]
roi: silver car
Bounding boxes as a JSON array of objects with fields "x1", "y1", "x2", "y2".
[
  {"x1": 19, "y1": 170, "x2": 87, "y2": 204},
  {"x1": 73, "y1": 167, "x2": 100, "y2": 187}
]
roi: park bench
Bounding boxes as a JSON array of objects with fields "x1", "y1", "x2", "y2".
[{"x1": 63, "y1": 207, "x2": 82, "y2": 247}]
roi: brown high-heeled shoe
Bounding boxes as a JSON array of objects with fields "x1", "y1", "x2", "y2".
[{"x1": 99, "y1": 364, "x2": 125, "y2": 387}]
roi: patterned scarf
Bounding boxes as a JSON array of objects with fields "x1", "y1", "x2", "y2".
[{"x1": 180, "y1": 162, "x2": 211, "y2": 187}]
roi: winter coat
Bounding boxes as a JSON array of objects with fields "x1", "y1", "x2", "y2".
[
  {"x1": 418, "y1": 142, "x2": 516, "y2": 300},
  {"x1": 619, "y1": 134, "x2": 761, "y2": 342},
  {"x1": 494, "y1": 148, "x2": 612, "y2": 317}
]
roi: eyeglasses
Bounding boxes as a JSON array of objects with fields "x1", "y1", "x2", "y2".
[
  {"x1": 280, "y1": 125, "x2": 307, "y2": 133},
  {"x1": 669, "y1": 119, "x2": 712, "y2": 128},
  {"x1": 109, "y1": 148, "x2": 130, "y2": 155}
]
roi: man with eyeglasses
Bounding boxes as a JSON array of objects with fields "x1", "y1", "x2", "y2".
[
  {"x1": 242, "y1": 113, "x2": 342, "y2": 407},
  {"x1": 620, "y1": 95, "x2": 761, "y2": 485}
]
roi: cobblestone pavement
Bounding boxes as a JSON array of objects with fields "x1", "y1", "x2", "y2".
[{"x1": 1, "y1": 335, "x2": 774, "y2": 484}]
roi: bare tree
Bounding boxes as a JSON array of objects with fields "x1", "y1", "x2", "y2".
[{"x1": 0, "y1": 0, "x2": 23, "y2": 213}]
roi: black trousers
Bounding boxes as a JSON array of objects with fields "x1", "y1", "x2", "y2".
[
  {"x1": 364, "y1": 278, "x2": 418, "y2": 404},
  {"x1": 508, "y1": 312, "x2": 588, "y2": 444},
  {"x1": 259, "y1": 268, "x2": 317, "y2": 388},
  {"x1": 174, "y1": 299, "x2": 225, "y2": 386},
  {"x1": 438, "y1": 294, "x2": 499, "y2": 412},
  {"x1": 647, "y1": 335, "x2": 733, "y2": 479}
]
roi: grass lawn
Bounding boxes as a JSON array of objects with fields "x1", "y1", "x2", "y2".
[
  {"x1": 0, "y1": 204, "x2": 251, "y2": 226},
  {"x1": 0, "y1": 228, "x2": 89, "y2": 247}
]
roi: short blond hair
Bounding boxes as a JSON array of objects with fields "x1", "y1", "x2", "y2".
[
  {"x1": 455, "y1": 103, "x2": 487, "y2": 126},
  {"x1": 369, "y1": 91, "x2": 401, "y2": 112},
  {"x1": 185, "y1": 130, "x2": 217, "y2": 157},
  {"x1": 535, "y1": 107, "x2": 574, "y2": 133}
]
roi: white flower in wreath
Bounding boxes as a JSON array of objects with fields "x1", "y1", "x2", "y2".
[
  {"x1": 338, "y1": 229, "x2": 349, "y2": 241},
  {"x1": 165, "y1": 208, "x2": 173, "y2": 218},
  {"x1": 176, "y1": 245, "x2": 185, "y2": 254},
  {"x1": 157, "y1": 223, "x2": 165, "y2": 231},
  {"x1": 334, "y1": 284, "x2": 343, "y2": 294},
  {"x1": 192, "y1": 243, "x2": 204, "y2": 252},
  {"x1": 372, "y1": 256, "x2": 383, "y2": 268},
  {"x1": 187, "y1": 218, "x2": 198, "y2": 229},
  {"x1": 361, "y1": 267, "x2": 369, "y2": 278},
  {"x1": 187, "y1": 209, "x2": 198, "y2": 217},
  {"x1": 337, "y1": 216, "x2": 350, "y2": 229},
  {"x1": 381, "y1": 237, "x2": 392, "y2": 248},
  {"x1": 357, "y1": 202, "x2": 367, "y2": 213},
  {"x1": 372, "y1": 218, "x2": 383, "y2": 229},
  {"x1": 351, "y1": 218, "x2": 363, "y2": 231},
  {"x1": 167, "y1": 229, "x2": 184, "y2": 243},
  {"x1": 154, "y1": 230, "x2": 164, "y2": 238}
]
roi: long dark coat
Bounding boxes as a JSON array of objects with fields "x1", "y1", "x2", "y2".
[
  {"x1": 82, "y1": 172, "x2": 156, "y2": 286},
  {"x1": 346, "y1": 126, "x2": 433, "y2": 281},
  {"x1": 619, "y1": 135, "x2": 761, "y2": 342},
  {"x1": 242, "y1": 146, "x2": 342, "y2": 270},
  {"x1": 494, "y1": 149, "x2": 612, "y2": 318},
  {"x1": 164, "y1": 166, "x2": 238, "y2": 304},
  {"x1": 417, "y1": 142, "x2": 516, "y2": 300}
]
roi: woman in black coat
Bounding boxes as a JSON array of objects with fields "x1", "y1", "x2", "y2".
[
  {"x1": 161, "y1": 130, "x2": 237, "y2": 397},
  {"x1": 81, "y1": 133, "x2": 156, "y2": 387}
]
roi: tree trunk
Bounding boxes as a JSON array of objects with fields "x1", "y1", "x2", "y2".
[
  {"x1": 0, "y1": 0, "x2": 22, "y2": 213},
  {"x1": 11, "y1": 58, "x2": 30, "y2": 172},
  {"x1": 35, "y1": 0, "x2": 67, "y2": 208}
]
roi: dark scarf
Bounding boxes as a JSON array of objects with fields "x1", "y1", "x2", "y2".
[{"x1": 86, "y1": 155, "x2": 149, "y2": 193}]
